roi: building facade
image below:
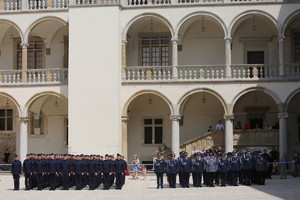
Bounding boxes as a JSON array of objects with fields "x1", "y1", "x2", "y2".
[{"x1": 0, "y1": 0, "x2": 300, "y2": 163}]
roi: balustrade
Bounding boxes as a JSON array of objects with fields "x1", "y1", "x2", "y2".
[
  {"x1": 0, "y1": 70, "x2": 22, "y2": 84},
  {"x1": 231, "y1": 64, "x2": 279, "y2": 79},
  {"x1": 177, "y1": 65, "x2": 226, "y2": 80},
  {"x1": 3, "y1": 0, "x2": 21, "y2": 10},
  {"x1": 126, "y1": 66, "x2": 172, "y2": 81},
  {"x1": 284, "y1": 63, "x2": 300, "y2": 79}
]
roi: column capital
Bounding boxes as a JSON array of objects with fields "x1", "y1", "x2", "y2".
[
  {"x1": 278, "y1": 112, "x2": 288, "y2": 119},
  {"x1": 122, "y1": 40, "x2": 127, "y2": 46},
  {"x1": 224, "y1": 37, "x2": 232, "y2": 43},
  {"x1": 170, "y1": 114, "x2": 181, "y2": 121},
  {"x1": 18, "y1": 117, "x2": 30, "y2": 124},
  {"x1": 278, "y1": 36, "x2": 285, "y2": 42},
  {"x1": 121, "y1": 115, "x2": 129, "y2": 122},
  {"x1": 223, "y1": 114, "x2": 234, "y2": 121},
  {"x1": 171, "y1": 38, "x2": 179, "y2": 44},
  {"x1": 20, "y1": 43, "x2": 29, "y2": 49}
]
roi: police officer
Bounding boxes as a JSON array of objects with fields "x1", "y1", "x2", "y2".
[
  {"x1": 35, "y1": 154, "x2": 46, "y2": 190},
  {"x1": 218, "y1": 153, "x2": 229, "y2": 187},
  {"x1": 48, "y1": 154, "x2": 58, "y2": 190},
  {"x1": 229, "y1": 151, "x2": 241, "y2": 186},
  {"x1": 102, "y1": 154, "x2": 115, "y2": 190},
  {"x1": 179, "y1": 152, "x2": 192, "y2": 188},
  {"x1": 11, "y1": 155, "x2": 22, "y2": 191},
  {"x1": 205, "y1": 153, "x2": 218, "y2": 187},
  {"x1": 167, "y1": 153, "x2": 179, "y2": 188},
  {"x1": 192, "y1": 152, "x2": 205, "y2": 187},
  {"x1": 177, "y1": 151, "x2": 185, "y2": 186},
  {"x1": 242, "y1": 148, "x2": 254, "y2": 186},
  {"x1": 115, "y1": 154, "x2": 127, "y2": 190},
  {"x1": 255, "y1": 153, "x2": 268, "y2": 185},
  {"x1": 154, "y1": 153, "x2": 166, "y2": 189},
  {"x1": 23, "y1": 154, "x2": 32, "y2": 190}
]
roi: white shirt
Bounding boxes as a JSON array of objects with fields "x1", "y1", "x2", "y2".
[{"x1": 215, "y1": 123, "x2": 224, "y2": 130}]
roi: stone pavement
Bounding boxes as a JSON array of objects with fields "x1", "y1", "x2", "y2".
[{"x1": 1, "y1": 174, "x2": 300, "y2": 200}]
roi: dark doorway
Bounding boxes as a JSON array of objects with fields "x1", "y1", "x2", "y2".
[
  {"x1": 250, "y1": 118, "x2": 263, "y2": 129},
  {"x1": 247, "y1": 51, "x2": 265, "y2": 78}
]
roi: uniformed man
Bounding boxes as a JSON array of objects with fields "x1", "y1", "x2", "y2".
[
  {"x1": 115, "y1": 154, "x2": 127, "y2": 190},
  {"x1": 102, "y1": 154, "x2": 115, "y2": 190},
  {"x1": 255, "y1": 153, "x2": 268, "y2": 185},
  {"x1": 23, "y1": 154, "x2": 32, "y2": 190},
  {"x1": 35, "y1": 154, "x2": 46, "y2": 190},
  {"x1": 11, "y1": 155, "x2": 22, "y2": 191},
  {"x1": 229, "y1": 151, "x2": 241, "y2": 186},
  {"x1": 167, "y1": 153, "x2": 179, "y2": 188},
  {"x1": 205, "y1": 153, "x2": 218, "y2": 187},
  {"x1": 177, "y1": 151, "x2": 185, "y2": 186},
  {"x1": 192, "y1": 152, "x2": 205, "y2": 187},
  {"x1": 218, "y1": 153, "x2": 229, "y2": 187},
  {"x1": 120, "y1": 155, "x2": 127, "y2": 187},
  {"x1": 242, "y1": 148, "x2": 254, "y2": 186},
  {"x1": 179, "y1": 152, "x2": 192, "y2": 188},
  {"x1": 154, "y1": 153, "x2": 166, "y2": 189},
  {"x1": 48, "y1": 154, "x2": 58, "y2": 190}
]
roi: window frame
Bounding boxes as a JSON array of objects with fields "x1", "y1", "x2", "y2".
[
  {"x1": 142, "y1": 117, "x2": 165, "y2": 146},
  {"x1": 0, "y1": 108, "x2": 14, "y2": 132},
  {"x1": 138, "y1": 32, "x2": 172, "y2": 67}
]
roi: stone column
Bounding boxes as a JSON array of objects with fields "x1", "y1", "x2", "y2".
[
  {"x1": 278, "y1": 37, "x2": 285, "y2": 77},
  {"x1": 225, "y1": 37, "x2": 232, "y2": 78},
  {"x1": 18, "y1": 117, "x2": 29, "y2": 162},
  {"x1": 171, "y1": 39, "x2": 178, "y2": 80},
  {"x1": 121, "y1": 115, "x2": 129, "y2": 161},
  {"x1": 21, "y1": 43, "x2": 29, "y2": 82},
  {"x1": 170, "y1": 114, "x2": 181, "y2": 156},
  {"x1": 122, "y1": 40, "x2": 127, "y2": 80},
  {"x1": 224, "y1": 114, "x2": 234, "y2": 153},
  {"x1": 278, "y1": 112, "x2": 288, "y2": 159}
]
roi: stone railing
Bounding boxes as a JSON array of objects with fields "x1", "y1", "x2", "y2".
[
  {"x1": 231, "y1": 64, "x2": 280, "y2": 79},
  {"x1": 125, "y1": 66, "x2": 173, "y2": 81},
  {"x1": 233, "y1": 130, "x2": 279, "y2": 149},
  {"x1": 27, "y1": 68, "x2": 68, "y2": 83},
  {"x1": 284, "y1": 63, "x2": 300, "y2": 79},
  {"x1": 0, "y1": 68, "x2": 68, "y2": 85},
  {"x1": 177, "y1": 65, "x2": 226, "y2": 80},
  {"x1": 180, "y1": 131, "x2": 224, "y2": 154}
]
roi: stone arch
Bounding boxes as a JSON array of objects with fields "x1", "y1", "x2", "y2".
[
  {"x1": 177, "y1": 88, "x2": 228, "y2": 114},
  {"x1": 122, "y1": 90, "x2": 174, "y2": 116},
  {"x1": 24, "y1": 91, "x2": 68, "y2": 114},
  {"x1": 0, "y1": 92, "x2": 21, "y2": 117},
  {"x1": 231, "y1": 87, "x2": 282, "y2": 113},
  {"x1": 175, "y1": 11, "x2": 228, "y2": 39},
  {"x1": 0, "y1": 19, "x2": 24, "y2": 42},
  {"x1": 281, "y1": 9, "x2": 300, "y2": 37},
  {"x1": 228, "y1": 10, "x2": 280, "y2": 37},
  {"x1": 122, "y1": 13, "x2": 174, "y2": 42},
  {"x1": 24, "y1": 16, "x2": 67, "y2": 43},
  {"x1": 285, "y1": 88, "x2": 300, "y2": 106}
]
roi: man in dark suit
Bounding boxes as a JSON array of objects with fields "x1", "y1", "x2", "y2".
[{"x1": 11, "y1": 155, "x2": 22, "y2": 191}]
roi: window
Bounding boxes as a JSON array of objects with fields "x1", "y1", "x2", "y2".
[
  {"x1": 0, "y1": 109, "x2": 13, "y2": 131},
  {"x1": 294, "y1": 32, "x2": 300, "y2": 63},
  {"x1": 16, "y1": 39, "x2": 44, "y2": 70},
  {"x1": 247, "y1": 51, "x2": 265, "y2": 78},
  {"x1": 144, "y1": 118, "x2": 163, "y2": 144},
  {"x1": 29, "y1": 112, "x2": 47, "y2": 135},
  {"x1": 140, "y1": 35, "x2": 170, "y2": 66}
]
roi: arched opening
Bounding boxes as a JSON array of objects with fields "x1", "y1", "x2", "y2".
[
  {"x1": 177, "y1": 14, "x2": 226, "y2": 65},
  {"x1": 230, "y1": 13, "x2": 278, "y2": 67},
  {"x1": 233, "y1": 90, "x2": 279, "y2": 151},
  {"x1": 27, "y1": 94, "x2": 68, "y2": 154},
  {"x1": 0, "y1": 93, "x2": 20, "y2": 165},
  {"x1": 125, "y1": 15, "x2": 173, "y2": 67},
  {"x1": 287, "y1": 91, "x2": 300, "y2": 156},
  {"x1": 126, "y1": 92, "x2": 172, "y2": 162},
  {"x1": 0, "y1": 21, "x2": 23, "y2": 72},
  {"x1": 25, "y1": 18, "x2": 68, "y2": 70},
  {"x1": 179, "y1": 90, "x2": 226, "y2": 147}
]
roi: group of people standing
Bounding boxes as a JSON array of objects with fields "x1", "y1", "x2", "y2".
[
  {"x1": 11, "y1": 153, "x2": 127, "y2": 191},
  {"x1": 154, "y1": 148, "x2": 269, "y2": 189}
]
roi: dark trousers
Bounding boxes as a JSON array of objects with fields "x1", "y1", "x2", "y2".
[
  {"x1": 220, "y1": 172, "x2": 228, "y2": 186},
  {"x1": 89, "y1": 174, "x2": 95, "y2": 190},
  {"x1": 62, "y1": 174, "x2": 69, "y2": 190},
  {"x1": 49, "y1": 174, "x2": 57, "y2": 190},
  {"x1": 207, "y1": 172, "x2": 215, "y2": 187},
  {"x1": 182, "y1": 172, "x2": 190, "y2": 188},
  {"x1": 179, "y1": 171, "x2": 183, "y2": 185},
  {"x1": 244, "y1": 169, "x2": 252, "y2": 185},
  {"x1": 75, "y1": 174, "x2": 82, "y2": 190},
  {"x1": 194, "y1": 172, "x2": 202, "y2": 187},
  {"x1": 36, "y1": 173, "x2": 43, "y2": 190},
  {"x1": 231, "y1": 170, "x2": 239, "y2": 186},
  {"x1": 168, "y1": 173, "x2": 177, "y2": 188},
  {"x1": 109, "y1": 173, "x2": 115, "y2": 188},
  {"x1": 115, "y1": 173, "x2": 123, "y2": 189},
  {"x1": 24, "y1": 173, "x2": 31, "y2": 190},
  {"x1": 214, "y1": 171, "x2": 219, "y2": 185},
  {"x1": 156, "y1": 173, "x2": 164, "y2": 188},
  {"x1": 103, "y1": 173, "x2": 110, "y2": 189},
  {"x1": 13, "y1": 174, "x2": 20, "y2": 190},
  {"x1": 121, "y1": 173, "x2": 126, "y2": 186},
  {"x1": 257, "y1": 171, "x2": 266, "y2": 185}
]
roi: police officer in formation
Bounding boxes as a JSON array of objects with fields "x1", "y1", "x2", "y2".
[
  {"x1": 13, "y1": 153, "x2": 127, "y2": 191},
  {"x1": 153, "y1": 148, "x2": 270, "y2": 188}
]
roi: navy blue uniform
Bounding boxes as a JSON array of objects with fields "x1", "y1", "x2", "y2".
[
  {"x1": 11, "y1": 160, "x2": 22, "y2": 190},
  {"x1": 242, "y1": 153, "x2": 254, "y2": 185},
  {"x1": 255, "y1": 157, "x2": 268, "y2": 185},
  {"x1": 23, "y1": 158, "x2": 32, "y2": 190},
  {"x1": 154, "y1": 158, "x2": 166, "y2": 188},
  {"x1": 229, "y1": 156, "x2": 241, "y2": 186},
  {"x1": 192, "y1": 157, "x2": 205, "y2": 187},
  {"x1": 179, "y1": 157, "x2": 192, "y2": 188},
  {"x1": 87, "y1": 159, "x2": 98, "y2": 190},
  {"x1": 115, "y1": 159, "x2": 127, "y2": 189},
  {"x1": 102, "y1": 160, "x2": 115, "y2": 190},
  {"x1": 218, "y1": 157, "x2": 229, "y2": 186},
  {"x1": 167, "y1": 159, "x2": 179, "y2": 188},
  {"x1": 48, "y1": 159, "x2": 58, "y2": 190},
  {"x1": 35, "y1": 159, "x2": 46, "y2": 190}
]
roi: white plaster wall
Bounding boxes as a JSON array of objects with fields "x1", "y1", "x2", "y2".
[{"x1": 68, "y1": 6, "x2": 121, "y2": 155}]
